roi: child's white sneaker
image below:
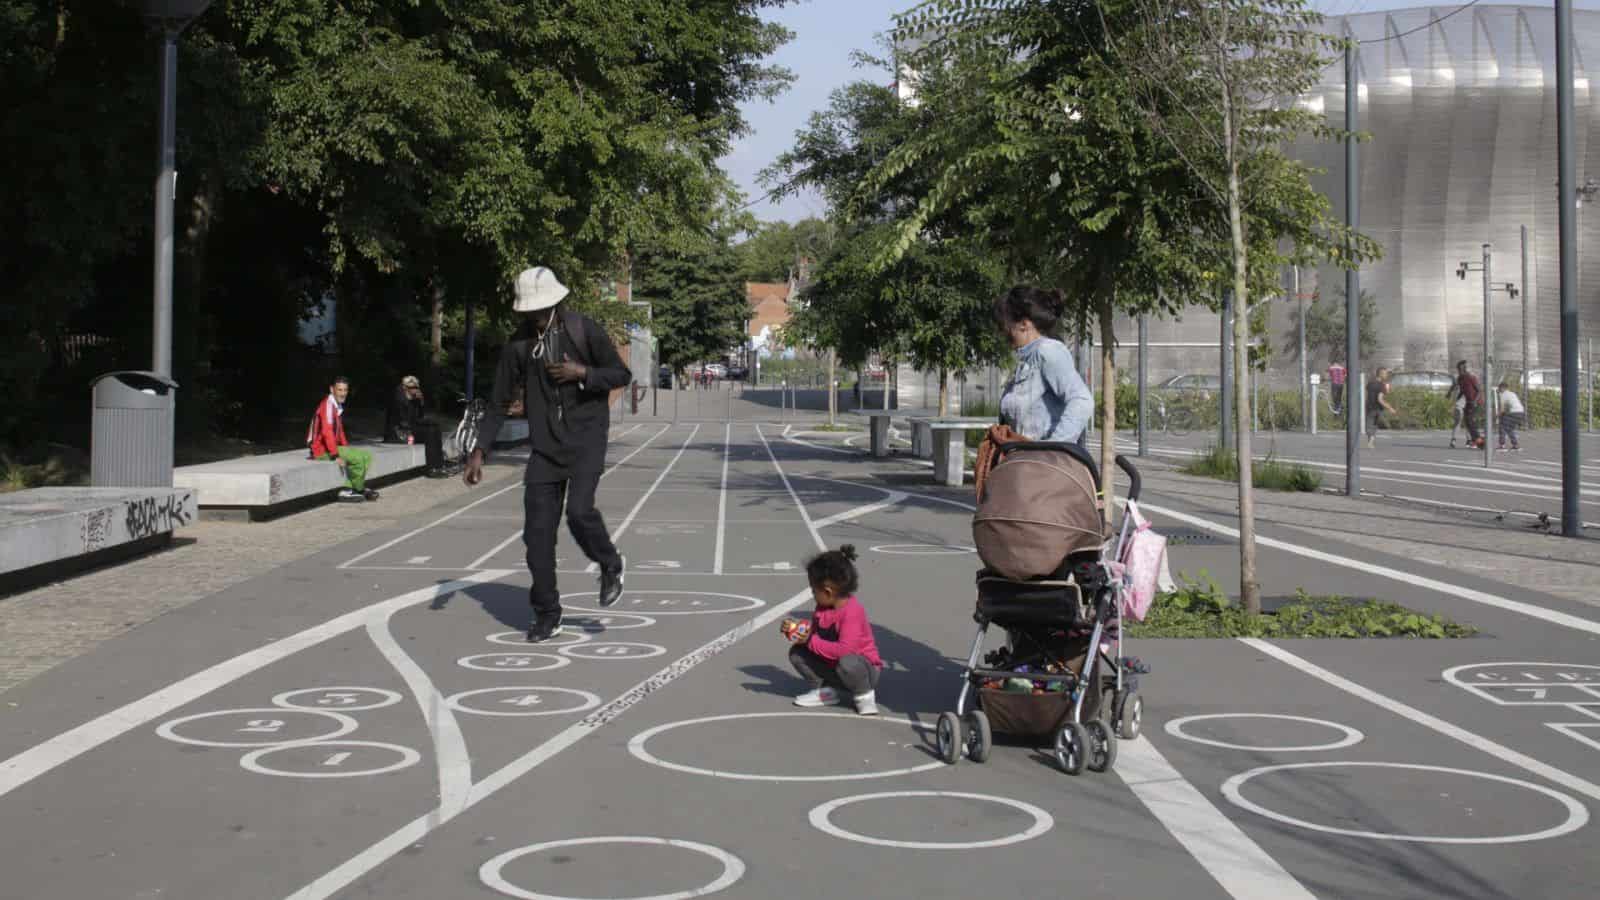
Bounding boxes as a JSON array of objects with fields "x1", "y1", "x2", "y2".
[
  {"x1": 793, "y1": 687, "x2": 840, "y2": 708},
  {"x1": 854, "y1": 691, "x2": 879, "y2": 716}
]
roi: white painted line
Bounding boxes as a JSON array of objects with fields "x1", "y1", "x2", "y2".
[
  {"x1": 1116, "y1": 736, "x2": 1317, "y2": 900},
  {"x1": 756, "y1": 424, "x2": 827, "y2": 552},
  {"x1": 0, "y1": 571, "x2": 510, "y2": 800},
  {"x1": 240, "y1": 741, "x2": 423, "y2": 780},
  {"x1": 1165, "y1": 713, "x2": 1364, "y2": 752},
  {"x1": 340, "y1": 483, "x2": 522, "y2": 568},
  {"x1": 405, "y1": 556, "x2": 431, "y2": 565},
  {"x1": 285, "y1": 466, "x2": 879, "y2": 899},
  {"x1": 466, "y1": 423, "x2": 672, "y2": 570},
  {"x1": 480, "y1": 837, "x2": 744, "y2": 900},
  {"x1": 811, "y1": 489, "x2": 906, "y2": 530},
  {"x1": 714, "y1": 422, "x2": 731, "y2": 574},
  {"x1": 809, "y1": 791, "x2": 1053, "y2": 849},
  {"x1": 1240, "y1": 639, "x2": 1600, "y2": 805},
  {"x1": 609, "y1": 424, "x2": 701, "y2": 540},
  {"x1": 366, "y1": 613, "x2": 471, "y2": 818},
  {"x1": 629, "y1": 712, "x2": 942, "y2": 782},
  {"x1": 1136, "y1": 501, "x2": 1600, "y2": 637}
]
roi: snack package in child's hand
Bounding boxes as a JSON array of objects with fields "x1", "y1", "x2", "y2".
[{"x1": 779, "y1": 618, "x2": 811, "y2": 643}]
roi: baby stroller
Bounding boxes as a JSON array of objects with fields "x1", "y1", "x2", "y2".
[{"x1": 936, "y1": 442, "x2": 1145, "y2": 775}]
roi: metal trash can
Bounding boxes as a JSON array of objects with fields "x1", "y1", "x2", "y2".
[{"x1": 91, "y1": 371, "x2": 178, "y2": 487}]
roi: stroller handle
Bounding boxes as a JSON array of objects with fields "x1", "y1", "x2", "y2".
[{"x1": 1115, "y1": 454, "x2": 1142, "y2": 502}]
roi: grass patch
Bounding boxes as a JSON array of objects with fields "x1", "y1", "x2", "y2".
[
  {"x1": 1180, "y1": 445, "x2": 1322, "y2": 492},
  {"x1": 0, "y1": 447, "x2": 89, "y2": 493},
  {"x1": 1128, "y1": 572, "x2": 1476, "y2": 639},
  {"x1": 812, "y1": 423, "x2": 857, "y2": 433}
]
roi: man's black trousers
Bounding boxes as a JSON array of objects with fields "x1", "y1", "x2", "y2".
[{"x1": 523, "y1": 469, "x2": 622, "y2": 617}]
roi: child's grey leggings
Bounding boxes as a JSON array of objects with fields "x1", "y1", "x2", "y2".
[{"x1": 789, "y1": 645, "x2": 880, "y2": 695}]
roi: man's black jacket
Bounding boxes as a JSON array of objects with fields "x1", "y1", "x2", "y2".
[{"x1": 474, "y1": 309, "x2": 632, "y2": 482}]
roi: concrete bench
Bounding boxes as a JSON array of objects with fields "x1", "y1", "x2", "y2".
[
  {"x1": 0, "y1": 486, "x2": 196, "y2": 589},
  {"x1": 174, "y1": 441, "x2": 436, "y2": 519},
  {"x1": 849, "y1": 408, "x2": 930, "y2": 458},
  {"x1": 908, "y1": 417, "x2": 996, "y2": 486}
]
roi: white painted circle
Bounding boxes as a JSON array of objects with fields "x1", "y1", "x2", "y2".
[
  {"x1": 629, "y1": 712, "x2": 942, "y2": 782},
  {"x1": 458, "y1": 652, "x2": 571, "y2": 673},
  {"x1": 488, "y1": 630, "x2": 591, "y2": 647},
  {"x1": 272, "y1": 687, "x2": 404, "y2": 712},
  {"x1": 563, "y1": 591, "x2": 765, "y2": 616},
  {"x1": 559, "y1": 642, "x2": 667, "y2": 661},
  {"x1": 869, "y1": 544, "x2": 975, "y2": 556},
  {"x1": 563, "y1": 613, "x2": 657, "y2": 632},
  {"x1": 239, "y1": 740, "x2": 422, "y2": 779},
  {"x1": 446, "y1": 687, "x2": 604, "y2": 718},
  {"x1": 480, "y1": 836, "x2": 745, "y2": 900},
  {"x1": 1444, "y1": 662, "x2": 1600, "y2": 687},
  {"x1": 156, "y1": 708, "x2": 359, "y2": 748},
  {"x1": 1165, "y1": 714, "x2": 1365, "y2": 752},
  {"x1": 1222, "y1": 762, "x2": 1590, "y2": 844},
  {"x1": 808, "y1": 791, "x2": 1054, "y2": 849}
]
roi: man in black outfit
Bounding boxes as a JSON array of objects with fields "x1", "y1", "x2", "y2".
[
  {"x1": 464, "y1": 266, "x2": 632, "y2": 641},
  {"x1": 385, "y1": 375, "x2": 447, "y2": 476}
]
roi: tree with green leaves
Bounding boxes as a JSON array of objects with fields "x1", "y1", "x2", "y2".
[
  {"x1": 1112, "y1": 0, "x2": 1382, "y2": 613},
  {"x1": 735, "y1": 218, "x2": 835, "y2": 284},
  {"x1": 1282, "y1": 287, "x2": 1379, "y2": 365},
  {"x1": 634, "y1": 224, "x2": 750, "y2": 377}
]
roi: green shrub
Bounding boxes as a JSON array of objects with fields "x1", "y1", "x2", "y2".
[
  {"x1": 1128, "y1": 573, "x2": 1476, "y2": 638},
  {"x1": 1181, "y1": 445, "x2": 1320, "y2": 491}
]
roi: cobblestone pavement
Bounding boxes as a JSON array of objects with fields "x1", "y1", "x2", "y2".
[{"x1": 0, "y1": 462, "x2": 523, "y2": 696}]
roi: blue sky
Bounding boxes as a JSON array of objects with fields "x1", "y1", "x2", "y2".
[{"x1": 723, "y1": 0, "x2": 1600, "y2": 223}]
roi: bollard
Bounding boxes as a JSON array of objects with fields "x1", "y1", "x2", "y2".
[{"x1": 1309, "y1": 374, "x2": 1320, "y2": 436}]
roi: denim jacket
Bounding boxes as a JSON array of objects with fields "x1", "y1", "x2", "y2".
[{"x1": 999, "y1": 337, "x2": 1093, "y2": 442}]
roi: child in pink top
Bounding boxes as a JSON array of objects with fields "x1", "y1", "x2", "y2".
[{"x1": 783, "y1": 545, "x2": 883, "y2": 715}]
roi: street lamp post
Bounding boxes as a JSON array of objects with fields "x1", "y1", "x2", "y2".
[
  {"x1": 1457, "y1": 247, "x2": 1520, "y2": 470},
  {"x1": 135, "y1": 1, "x2": 214, "y2": 379}
]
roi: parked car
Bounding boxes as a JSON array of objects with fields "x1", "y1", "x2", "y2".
[
  {"x1": 1524, "y1": 368, "x2": 1592, "y2": 389},
  {"x1": 656, "y1": 365, "x2": 673, "y2": 389},
  {"x1": 1388, "y1": 370, "x2": 1455, "y2": 392},
  {"x1": 1156, "y1": 374, "x2": 1222, "y2": 393},
  {"x1": 726, "y1": 365, "x2": 749, "y2": 381},
  {"x1": 704, "y1": 363, "x2": 728, "y2": 379}
]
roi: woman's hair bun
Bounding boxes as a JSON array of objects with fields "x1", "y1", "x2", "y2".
[
  {"x1": 1046, "y1": 288, "x2": 1067, "y2": 315},
  {"x1": 839, "y1": 544, "x2": 858, "y2": 561}
]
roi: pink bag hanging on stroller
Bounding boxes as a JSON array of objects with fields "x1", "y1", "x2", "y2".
[{"x1": 1116, "y1": 499, "x2": 1170, "y2": 622}]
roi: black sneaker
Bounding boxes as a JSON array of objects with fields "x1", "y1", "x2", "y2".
[
  {"x1": 527, "y1": 612, "x2": 564, "y2": 643},
  {"x1": 599, "y1": 556, "x2": 626, "y2": 608},
  {"x1": 363, "y1": 488, "x2": 381, "y2": 501}
]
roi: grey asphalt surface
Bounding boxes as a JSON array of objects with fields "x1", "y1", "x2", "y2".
[{"x1": 2, "y1": 417, "x2": 1598, "y2": 900}]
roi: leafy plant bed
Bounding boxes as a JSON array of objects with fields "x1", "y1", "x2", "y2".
[
  {"x1": 1180, "y1": 445, "x2": 1323, "y2": 492},
  {"x1": 1128, "y1": 573, "x2": 1476, "y2": 639},
  {"x1": 811, "y1": 423, "x2": 858, "y2": 432}
]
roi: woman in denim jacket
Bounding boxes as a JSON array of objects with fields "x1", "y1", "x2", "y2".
[{"x1": 994, "y1": 286, "x2": 1094, "y2": 443}]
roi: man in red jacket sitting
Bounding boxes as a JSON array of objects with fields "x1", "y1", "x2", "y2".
[{"x1": 310, "y1": 376, "x2": 378, "y2": 502}]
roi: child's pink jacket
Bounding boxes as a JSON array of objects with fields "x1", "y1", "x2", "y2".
[{"x1": 807, "y1": 596, "x2": 882, "y2": 667}]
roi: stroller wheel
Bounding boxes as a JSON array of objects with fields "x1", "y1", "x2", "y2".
[
  {"x1": 1114, "y1": 690, "x2": 1143, "y2": 740},
  {"x1": 1054, "y1": 722, "x2": 1087, "y2": 775},
  {"x1": 965, "y1": 710, "x2": 992, "y2": 764},
  {"x1": 1085, "y1": 720, "x2": 1117, "y2": 772},
  {"x1": 936, "y1": 712, "x2": 964, "y2": 765}
]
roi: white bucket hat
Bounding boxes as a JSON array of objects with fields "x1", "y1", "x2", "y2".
[{"x1": 513, "y1": 266, "x2": 570, "y2": 312}]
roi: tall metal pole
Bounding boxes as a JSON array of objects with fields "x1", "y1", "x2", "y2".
[
  {"x1": 1483, "y1": 243, "x2": 1494, "y2": 469},
  {"x1": 464, "y1": 297, "x2": 475, "y2": 401},
  {"x1": 1220, "y1": 293, "x2": 1233, "y2": 451},
  {"x1": 1344, "y1": 43, "x2": 1361, "y2": 497},
  {"x1": 1295, "y1": 265, "x2": 1307, "y2": 428},
  {"x1": 1556, "y1": 0, "x2": 1582, "y2": 535},
  {"x1": 1521, "y1": 225, "x2": 1531, "y2": 396},
  {"x1": 1138, "y1": 314, "x2": 1149, "y2": 457},
  {"x1": 152, "y1": 29, "x2": 179, "y2": 378}
]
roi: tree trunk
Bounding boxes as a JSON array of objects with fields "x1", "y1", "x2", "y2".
[
  {"x1": 938, "y1": 368, "x2": 949, "y2": 416},
  {"x1": 430, "y1": 277, "x2": 444, "y2": 408},
  {"x1": 1225, "y1": 102, "x2": 1261, "y2": 616},
  {"x1": 1098, "y1": 300, "x2": 1117, "y2": 533}
]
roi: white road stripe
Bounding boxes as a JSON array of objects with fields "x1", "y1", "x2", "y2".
[
  {"x1": 1136, "y1": 501, "x2": 1600, "y2": 637},
  {"x1": 756, "y1": 424, "x2": 827, "y2": 552},
  {"x1": 1117, "y1": 739, "x2": 1317, "y2": 900},
  {"x1": 0, "y1": 571, "x2": 512, "y2": 800},
  {"x1": 609, "y1": 425, "x2": 701, "y2": 540},
  {"x1": 406, "y1": 556, "x2": 431, "y2": 565},
  {"x1": 466, "y1": 424, "x2": 672, "y2": 570},
  {"x1": 811, "y1": 495, "x2": 905, "y2": 529},
  {"x1": 1242, "y1": 639, "x2": 1600, "y2": 805},
  {"x1": 714, "y1": 423, "x2": 731, "y2": 575},
  {"x1": 366, "y1": 613, "x2": 471, "y2": 819}
]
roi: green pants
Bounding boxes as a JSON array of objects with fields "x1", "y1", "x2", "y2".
[{"x1": 316, "y1": 446, "x2": 373, "y2": 491}]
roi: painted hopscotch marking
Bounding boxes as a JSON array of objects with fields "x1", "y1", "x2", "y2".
[
  {"x1": 479, "y1": 837, "x2": 745, "y2": 900},
  {"x1": 808, "y1": 791, "x2": 1054, "y2": 850},
  {"x1": 272, "y1": 687, "x2": 404, "y2": 712},
  {"x1": 563, "y1": 590, "x2": 765, "y2": 616},
  {"x1": 1446, "y1": 662, "x2": 1600, "y2": 753},
  {"x1": 1165, "y1": 714, "x2": 1365, "y2": 753},
  {"x1": 240, "y1": 741, "x2": 422, "y2": 780},
  {"x1": 444, "y1": 687, "x2": 603, "y2": 718},
  {"x1": 628, "y1": 712, "x2": 943, "y2": 782},
  {"x1": 156, "y1": 708, "x2": 359, "y2": 749},
  {"x1": 457, "y1": 653, "x2": 570, "y2": 674},
  {"x1": 557, "y1": 642, "x2": 667, "y2": 661}
]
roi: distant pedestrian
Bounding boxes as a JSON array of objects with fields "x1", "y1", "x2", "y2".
[
  {"x1": 1455, "y1": 360, "x2": 1485, "y2": 449},
  {"x1": 784, "y1": 545, "x2": 882, "y2": 716},
  {"x1": 1327, "y1": 361, "x2": 1347, "y2": 414},
  {"x1": 464, "y1": 266, "x2": 632, "y2": 642},
  {"x1": 1446, "y1": 371, "x2": 1468, "y2": 448},
  {"x1": 385, "y1": 375, "x2": 447, "y2": 477},
  {"x1": 1365, "y1": 367, "x2": 1395, "y2": 450},
  {"x1": 1496, "y1": 380, "x2": 1525, "y2": 451},
  {"x1": 308, "y1": 376, "x2": 378, "y2": 502}
]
